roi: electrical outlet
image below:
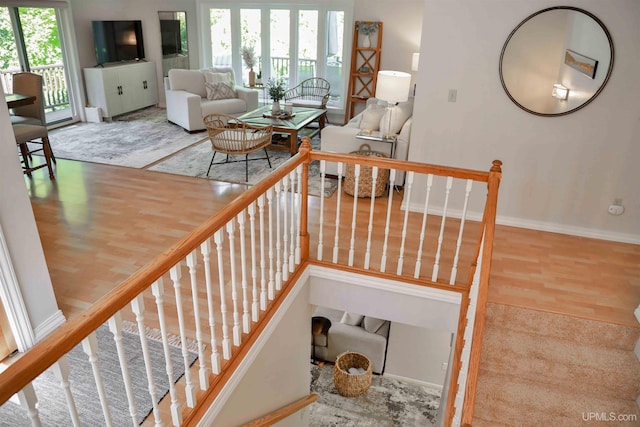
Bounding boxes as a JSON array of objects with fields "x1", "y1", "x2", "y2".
[
  {"x1": 442, "y1": 362, "x2": 448, "y2": 371},
  {"x1": 608, "y1": 204, "x2": 624, "y2": 215},
  {"x1": 448, "y1": 89, "x2": 457, "y2": 102}
]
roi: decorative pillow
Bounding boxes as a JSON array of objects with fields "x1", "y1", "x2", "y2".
[
  {"x1": 340, "y1": 312, "x2": 364, "y2": 326},
  {"x1": 379, "y1": 101, "x2": 413, "y2": 135},
  {"x1": 205, "y1": 81, "x2": 237, "y2": 100},
  {"x1": 363, "y1": 316, "x2": 386, "y2": 334},
  {"x1": 359, "y1": 104, "x2": 386, "y2": 131},
  {"x1": 204, "y1": 71, "x2": 235, "y2": 86}
]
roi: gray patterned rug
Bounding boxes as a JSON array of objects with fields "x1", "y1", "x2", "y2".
[
  {"x1": 0, "y1": 324, "x2": 197, "y2": 426},
  {"x1": 309, "y1": 364, "x2": 441, "y2": 426},
  {"x1": 47, "y1": 107, "x2": 207, "y2": 168}
]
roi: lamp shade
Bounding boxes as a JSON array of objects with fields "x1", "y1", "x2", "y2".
[
  {"x1": 412, "y1": 53, "x2": 420, "y2": 71},
  {"x1": 375, "y1": 70, "x2": 411, "y2": 103}
]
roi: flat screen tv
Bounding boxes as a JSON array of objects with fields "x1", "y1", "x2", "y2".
[
  {"x1": 92, "y1": 20, "x2": 145, "y2": 65},
  {"x1": 160, "y1": 19, "x2": 182, "y2": 56}
]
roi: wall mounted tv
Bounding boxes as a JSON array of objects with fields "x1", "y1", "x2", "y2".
[{"x1": 92, "y1": 20, "x2": 145, "y2": 65}]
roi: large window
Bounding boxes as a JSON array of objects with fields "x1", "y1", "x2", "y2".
[{"x1": 200, "y1": 1, "x2": 353, "y2": 109}]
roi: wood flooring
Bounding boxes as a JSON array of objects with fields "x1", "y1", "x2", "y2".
[{"x1": 25, "y1": 158, "x2": 639, "y2": 328}]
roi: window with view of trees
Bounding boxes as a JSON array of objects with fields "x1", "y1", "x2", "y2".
[{"x1": 201, "y1": 1, "x2": 352, "y2": 109}]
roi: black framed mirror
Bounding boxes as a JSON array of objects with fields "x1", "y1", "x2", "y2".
[
  {"x1": 499, "y1": 7, "x2": 614, "y2": 116},
  {"x1": 159, "y1": 11, "x2": 189, "y2": 77}
]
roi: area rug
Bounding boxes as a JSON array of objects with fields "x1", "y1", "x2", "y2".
[
  {"x1": 148, "y1": 140, "x2": 339, "y2": 197},
  {"x1": 0, "y1": 323, "x2": 197, "y2": 426},
  {"x1": 309, "y1": 363, "x2": 441, "y2": 426},
  {"x1": 47, "y1": 107, "x2": 206, "y2": 168}
]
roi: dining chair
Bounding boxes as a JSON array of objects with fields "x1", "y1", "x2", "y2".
[
  {"x1": 203, "y1": 113, "x2": 273, "y2": 182},
  {"x1": 11, "y1": 72, "x2": 56, "y2": 178}
]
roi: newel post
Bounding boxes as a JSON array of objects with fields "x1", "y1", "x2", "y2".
[{"x1": 298, "y1": 137, "x2": 312, "y2": 262}]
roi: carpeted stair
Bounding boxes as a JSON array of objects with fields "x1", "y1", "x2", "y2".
[{"x1": 473, "y1": 303, "x2": 640, "y2": 427}]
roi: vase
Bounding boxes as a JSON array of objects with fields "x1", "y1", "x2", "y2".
[
  {"x1": 361, "y1": 34, "x2": 371, "y2": 48},
  {"x1": 272, "y1": 101, "x2": 280, "y2": 115},
  {"x1": 249, "y1": 70, "x2": 256, "y2": 87}
]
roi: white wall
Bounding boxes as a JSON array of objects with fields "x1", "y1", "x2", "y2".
[
  {"x1": 412, "y1": 0, "x2": 640, "y2": 243},
  {"x1": 211, "y1": 284, "x2": 312, "y2": 427},
  {"x1": 0, "y1": 86, "x2": 63, "y2": 340},
  {"x1": 384, "y1": 322, "x2": 452, "y2": 387}
]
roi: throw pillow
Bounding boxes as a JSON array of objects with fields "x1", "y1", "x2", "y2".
[
  {"x1": 379, "y1": 101, "x2": 413, "y2": 135},
  {"x1": 340, "y1": 312, "x2": 364, "y2": 326},
  {"x1": 359, "y1": 104, "x2": 386, "y2": 131},
  {"x1": 363, "y1": 316, "x2": 386, "y2": 334},
  {"x1": 205, "y1": 81, "x2": 237, "y2": 100},
  {"x1": 204, "y1": 71, "x2": 235, "y2": 86}
]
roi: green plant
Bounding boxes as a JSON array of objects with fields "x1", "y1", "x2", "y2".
[
  {"x1": 358, "y1": 22, "x2": 379, "y2": 35},
  {"x1": 267, "y1": 78, "x2": 286, "y2": 102},
  {"x1": 241, "y1": 45, "x2": 256, "y2": 70}
]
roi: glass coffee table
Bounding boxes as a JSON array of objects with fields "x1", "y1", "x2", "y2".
[{"x1": 231, "y1": 105, "x2": 327, "y2": 155}]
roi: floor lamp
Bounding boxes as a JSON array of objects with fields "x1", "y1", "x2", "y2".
[{"x1": 375, "y1": 70, "x2": 411, "y2": 140}]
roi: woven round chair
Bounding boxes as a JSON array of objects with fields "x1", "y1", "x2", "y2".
[{"x1": 203, "y1": 113, "x2": 274, "y2": 182}]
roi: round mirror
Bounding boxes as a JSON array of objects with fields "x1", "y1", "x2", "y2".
[{"x1": 499, "y1": 7, "x2": 614, "y2": 116}]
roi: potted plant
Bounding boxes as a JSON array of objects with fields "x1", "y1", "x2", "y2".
[
  {"x1": 267, "y1": 78, "x2": 286, "y2": 114},
  {"x1": 357, "y1": 22, "x2": 379, "y2": 48},
  {"x1": 241, "y1": 45, "x2": 257, "y2": 86}
]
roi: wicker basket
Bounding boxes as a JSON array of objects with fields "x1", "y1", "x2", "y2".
[
  {"x1": 343, "y1": 144, "x2": 389, "y2": 198},
  {"x1": 333, "y1": 352, "x2": 373, "y2": 397}
]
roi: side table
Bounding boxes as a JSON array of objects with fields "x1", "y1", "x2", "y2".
[
  {"x1": 355, "y1": 130, "x2": 397, "y2": 159},
  {"x1": 311, "y1": 316, "x2": 332, "y2": 365}
]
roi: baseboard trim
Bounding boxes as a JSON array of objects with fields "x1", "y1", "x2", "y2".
[
  {"x1": 403, "y1": 201, "x2": 640, "y2": 245},
  {"x1": 34, "y1": 310, "x2": 66, "y2": 342},
  {"x1": 383, "y1": 373, "x2": 443, "y2": 391}
]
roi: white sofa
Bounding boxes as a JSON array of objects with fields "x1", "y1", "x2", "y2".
[
  {"x1": 164, "y1": 67, "x2": 259, "y2": 132},
  {"x1": 320, "y1": 97, "x2": 413, "y2": 182},
  {"x1": 312, "y1": 306, "x2": 390, "y2": 374}
]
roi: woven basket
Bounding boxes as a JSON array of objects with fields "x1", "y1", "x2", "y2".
[
  {"x1": 333, "y1": 352, "x2": 373, "y2": 397},
  {"x1": 343, "y1": 144, "x2": 389, "y2": 198}
]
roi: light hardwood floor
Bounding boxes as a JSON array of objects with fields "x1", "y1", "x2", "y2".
[{"x1": 25, "y1": 158, "x2": 640, "y2": 329}]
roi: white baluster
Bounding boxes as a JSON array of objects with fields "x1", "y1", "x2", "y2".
[
  {"x1": 258, "y1": 195, "x2": 268, "y2": 310},
  {"x1": 348, "y1": 164, "x2": 360, "y2": 266},
  {"x1": 213, "y1": 230, "x2": 232, "y2": 359},
  {"x1": 282, "y1": 175, "x2": 290, "y2": 280},
  {"x1": 380, "y1": 169, "x2": 397, "y2": 272},
  {"x1": 17, "y1": 383, "x2": 41, "y2": 427},
  {"x1": 52, "y1": 357, "x2": 81, "y2": 427},
  {"x1": 317, "y1": 160, "x2": 327, "y2": 260},
  {"x1": 186, "y1": 250, "x2": 209, "y2": 389},
  {"x1": 200, "y1": 240, "x2": 221, "y2": 375},
  {"x1": 275, "y1": 181, "x2": 283, "y2": 290},
  {"x1": 151, "y1": 278, "x2": 183, "y2": 425},
  {"x1": 107, "y1": 313, "x2": 139, "y2": 426},
  {"x1": 248, "y1": 202, "x2": 259, "y2": 321},
  {"x1": 168, "y1": 266, "x2": 196, "y2": 408},
  {"x1": 295, "y1": 164, "x2": 303, "y2": 264},
  {"x1": 414, "y1": 174, "x2": 434, "y2": 278},
  {"x1": 82, "y1": 332, "x2": 114, "y2": 427},
  {"x1": 266, "y1": 188, "x2": 275, "y2": 301},
  {"x1": 432, "y1": 176, "x2": 453, "y2": 281},
  {"x1": 450, "y1": 179, "x2": 473, "y2": 284},
  {"x1": 236, "y1": 211, "x2": 251, "y2": 334},
  {"x1": 289, "y1": 171, "x2": 296, "y2": 271},
  {"x1": 396, "y1": 171, "x2": 415, "y2": 275},
  {"x1": 225, "y1": 222, "x2": 242, "y2": 345},
  {"x1": 364, "y1": 166, "x2": 378, "y2": 269},
  {"x1": 332, "y1": 162, "x2": 344, "y2": 263}
]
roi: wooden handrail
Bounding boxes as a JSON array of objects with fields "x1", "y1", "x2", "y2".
[{"x1": 242, "y1": 393, "x2": 318, "y2": 427}]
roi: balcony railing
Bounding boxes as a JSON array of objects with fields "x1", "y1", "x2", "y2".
[
  {"x1": 1, "y1": 64, "x2": 69, "y2": 112},
  {"x1": 0, "y1": 141, "x2": 501, "y2": 426}
]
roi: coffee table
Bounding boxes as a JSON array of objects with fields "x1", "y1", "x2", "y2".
[{"x1": 231, "y1": 105, "x2": 327, "y2": 155}]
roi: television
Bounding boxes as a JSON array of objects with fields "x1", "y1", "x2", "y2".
[
  {"x1": 92, "y1": 20, "x2": 145, "y2": 65},
  {"x1": 160, "y1": 19, "x2": 182, "y2": 56}
]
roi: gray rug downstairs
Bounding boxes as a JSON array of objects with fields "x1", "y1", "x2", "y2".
[
  {"x1": 0, "y1": 323, "x2": 197, "y2": 426},
  {"x1": 309, "y1": 363, "x2": 441, "y2": 427},
  {"x1": 47, "y1": 107, "x2": 206, "y2": 168},
  {"x1": 148, "y1": 140, "x2": 338, "y2": 197}
]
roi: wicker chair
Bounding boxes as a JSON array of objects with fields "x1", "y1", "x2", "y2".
[
  {"x1": 284, "y1": 77, "x2": 331, "y2": 125},
  {"x1": 203, "y1": 113, "x2": 273, "y2": 182}
]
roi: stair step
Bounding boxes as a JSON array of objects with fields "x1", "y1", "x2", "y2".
[
  {"x1": 479, "y1": 326, "x2": 640, "y2": 401},
  {"x1": 473, "y1": 371, "x2": 640, "y2": 427},
  {"x1": 485, "y1": 303, "x2": 640, "y2": 351}
]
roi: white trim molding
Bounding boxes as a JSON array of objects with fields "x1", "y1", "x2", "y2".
[
  {"x1": 34, "y1": 310, "x2": 66, "y2": 342},
  {"x1": 383, "y1": 373, "x2": 443, "y2": 392}
]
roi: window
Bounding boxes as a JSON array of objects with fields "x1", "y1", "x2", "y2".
[{"x1": 200, "y1": 1, "x2": 353, "y2": 109}]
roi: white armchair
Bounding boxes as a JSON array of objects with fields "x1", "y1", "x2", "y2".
[{"x1": 164, "y1": 67, "x2": 259, "y2": 132}]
